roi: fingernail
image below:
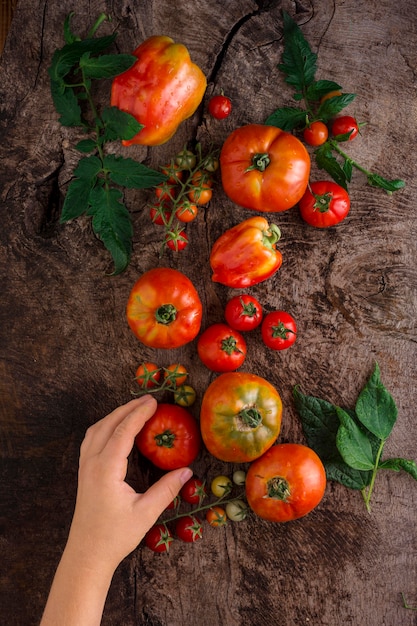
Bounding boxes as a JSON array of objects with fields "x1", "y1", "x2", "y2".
[{"x1": 179, "y1": 467, "x2": 193, "y2": 485}]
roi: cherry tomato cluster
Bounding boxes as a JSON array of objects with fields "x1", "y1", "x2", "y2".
[
  {"x1": 150, "y1": 144, "x2": 218, "y2": 253},
  {"x1": 134, "y1": 362, "x2": 196, "y2": 407},
  {"x1": 144, "y1": 472, "x2": 248, "y2": 553},
  {"x1": 197, "y1": 295, "x2": 297, "y2": 372}
]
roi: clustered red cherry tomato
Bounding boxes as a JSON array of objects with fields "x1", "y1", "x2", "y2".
[
  {"x1": 303, "y1": 120, "x2": 329, "y2": 147},
  {"x1": 331, "y1": 115, "x2": 359, "y2": 141},
  {"x1": 145, "y1": 523, "x2": 173, "y2": 553},
  {"x1": 175, "y1": 515, "x2": 203, "y2": 542},
  {"x1": 208, "y1": 93, "x2": 232, "y2": 119},
  {"x1": 133, "y1": 361, "x2": 197, "y2": 408},
  {"x1": 180, "y1": 477, "x2": 207, "y2": 505}
]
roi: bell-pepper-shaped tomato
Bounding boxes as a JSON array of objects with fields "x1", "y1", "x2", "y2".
[
  {"x1": 126, "y1": 267, "x2": 202, "y2": 348},
  {"x1": 210, "y1": 216, "x2": 282, "y2": 287},
  {"x1": 111, "y1": 36, "x2": 207, "y2": 146},
  {"x1": 220, "y1": 124, "x2": 310, "y2": 212}
]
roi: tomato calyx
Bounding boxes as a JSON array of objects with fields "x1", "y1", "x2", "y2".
[
  {"x1": 239, "y1": 298, "x2": 258, "y2": 319},
  {"x1": 238, "y1": 406, "x2": 262, "y2": 429},
  {"x1": 271, "y1": 321, "x2": 296, "y2": 340},
  {"x1": 266, "y1": 476, "x2": 291, "y2": 501},
  {"x1": 154, "y1": 429, "x2": 176, "y2": 448},
  {"x1": 312, "y1": 191, "x2": 333, "y2": 213},
  {"x1": 245, "y1": 152, "x2": 271, "y2": 173},
  {"x1": 155, "y1": 303, "x2": 177, "y2": 325},
  {"x1": 221, "y1": 335, "x2": 244, "y2": 356}
]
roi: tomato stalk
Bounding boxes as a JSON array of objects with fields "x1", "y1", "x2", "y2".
[
  {"x1": 271, "y1": 322, "x2": 296, "y2": 340},
  {"x1": 263, "y1": 223, "x2": 281, "y2": 248},
  {"x1": 245, "y1": 152, "x2": 271, "y2": 173},
  {"x1": 155, "y1": 303, "x2": 177, "y2": 325},
  {"x1": 155, "y1": 429, "x2": 176, "y2": 448},
  {"x1": 221, "y1": 336, "x2": 244, "y2": 356},
  {"x1": 161, "y1": 492, "x2": 246, "y2": 524},
  {"x1": 266, "y1": 476, "x2": 291, "y2": 501},
  {"x1": 238, "y1": 407, "x2": 262, "y2": 428},
  {"x1": 360, "y1": 438, "x2": 385, "y2": 513}
]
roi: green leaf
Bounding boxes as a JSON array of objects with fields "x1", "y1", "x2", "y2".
[
  {"x1": 75, "y1": 138, "x2": 97, "y2": 153},
  {"x1": 379, "y1": 458, "x2": 417, "y2": 480},
  {"x1": 48, "y1": 35, "x2": 117, "y2": 82},
  {"x1": 104, "y1": 155, "x2": 167, "y2": 189},
  {"x1": 305, "y1": 80, "x2": 342, "y2": 102},
  {"x1": 336, "y1": 407, "x2": 375, "y2": 471},
  {"x1": 325, "y1": 461, "x2": 371, "y2": 490},
  {"x1": 61, "y1": 177, "x2": 97, "y2": 221},
  {"x1": 88, "y1": 186, "x2": 133, "y2": 274},
  {"x1": 342, "y1": 158, "x2": 353, "y2": 182},
  {"x1": 315, "y1": 144, "x2": 348, "y2": 190},
  {"x1": 367, "y1": 173, "x2": 406, "y2": 193},
  {"x1": 355, "y1": 363, "x2": 398, "y2": 440},
  {"x1": 80, "y1": 53, "x2": 137, "y2": 79},
  {"x1": 74, "y1": 155, "x2": 103, "y2": 180},
  {"x1": 63, "y1": 12, "x2": 79, "y2": 45},
  {"x1": 50, "y1": 80, "x2": 83, "y2": 127},
  {"x1": 317, "y1": 93, "x2": 356, "y2": 121},
  {"x1": 279, "y1": 10, "x2": 317, "y2": 96},
  {"x1": 101, "y1": 106, "x2": 143, "y2": 142},
  {"x1": 264, "y1": 107, "x2": 307, "y2": 131}
]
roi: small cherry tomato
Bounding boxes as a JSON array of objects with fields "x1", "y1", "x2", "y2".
[
  {"x1": 202, "y1": 155, "x2": 219, "y2": 173},
  {"x1": 166, "y1": 230, "x2": 189, "y2": 251},
  {"x1": 299, "y1": 181, "x2": 350, "y2": 228},
  {"x1": 208, "y1": 94, "x2": 232, "y2": 120},
  {"x1": 175, "y1": 148, "x2": 197, "y2": 170},
  {"x1": 261, "y1": 311, "x2": 297, "y2": 351},
  {"x1": 175, "y1": 200, "x2": 198, "y2": 223},
  {"x1": 303, "y1": 121, "x2": 329, "y2": 147},
  {"x1": 165, "y1": 495, "x2": 181, "y2": 511},
  {"x1": 161, "y1": 162, "x2": 184, "y2": 184},
  {"x1": 145, "y1": 523, "x2": 173, "y2": 553},
  {"x1": 188, "y1": 171, "x2": 213, "y2": 205},
  {"x1": 232, "y1": 470, "x2": 246, "y2": 486},
  {"x1": 331, "y1": 115, "x2": 359, "y2": 141},
  {"x1": 225, "y1": 500, "x2": 248, "y2": 521},
  {"x1": 197, "y1": 323, "x2": 247, "y2": 372},
  {"x1": 135, "y1": 362, "x2": 161, "y2": 389},
  {"x1": 175, "y1": 515, "x2": 203, "y2": 542},
  {"x1": 174, "y1": 385, "x2": 197, "y2": 407},
  {"x1": 206, "y1": 506, "x2": 227, "y2": 527},
  {"x1": 180, "y1": 477, "x2": 207, "y2": 505},
  {"x1": 224, "y1": 294, "x2": 263, "y2": 332},
  {"x1": 150, "y1": 204, "x2": 172, "y2": 226},
  {"x1": 155, "y1": 181, "x2": 177, "y2": 202},
  {"x1": 211, "y1": 475, "x2": 233, "y2": 498},
  {"x1": 163, "y1": 364, "x2": 188, "y2": 387}
]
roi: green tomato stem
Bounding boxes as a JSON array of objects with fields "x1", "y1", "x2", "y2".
[
  {"x1": 162, "y1": 492, "x2": 246, "y2": 524},
  {"x1": 361, "y1": 438, "x2": 385, "y2": 513},
  {"x1": 329, "y1": 139, "x2": 371, "y2": 178}
]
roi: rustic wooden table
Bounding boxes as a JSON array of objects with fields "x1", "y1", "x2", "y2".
[{"x1": 1, "y1": 1, "x2": 416, "y2": 625}]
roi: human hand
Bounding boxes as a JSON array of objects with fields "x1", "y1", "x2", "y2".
[{"x1": 66, "y1": 395, "x2": 193, "y2": 574}]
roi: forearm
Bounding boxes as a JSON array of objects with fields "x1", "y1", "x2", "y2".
[{"x1": 40, "y1": 540, "x2": 115, "y2": 626}]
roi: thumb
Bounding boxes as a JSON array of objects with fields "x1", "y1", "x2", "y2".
[{"x1": 136, "y1": 467, "x2": 193, "y2": 527}]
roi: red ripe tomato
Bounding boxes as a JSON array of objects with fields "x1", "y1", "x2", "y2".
[
  {"x1": 135, "y1": 403, "x2": 201, "y2": 470},
  {"x1": 163, "y1": 363, "x2": 188, "y2": 387},
  {"x1": 197, "y1": 323, "x2": 247, "y2": 372},
  {"x1": 126, "y1": 268, "x2": 202, "y2": 349},
  {"x1": 175, "y1": 515, "x2": 203, "y2": 542},
  {"x1": 135, "y1": 362, "x2": 161, "y2": 389},
  {"x1": 180, "y1": 477, "x2": 207, "y2": 505},
  {"x1": 166, "y1": 230, "x2": 189, "y2": 251},
  {"x1": 261, "y1": 311, "x2": 297, "y2": 351},
  {"x1": 299, "y1": 181, "x2": 350, "y2": 228},
  {"x1": 331, "y1": 115, "x2": 359, "y2": 141},
  {"x1": 175, "y1": 200, "x2": 198, "y2": 223},
  {"x1": 245, "y1": 444, "x2": 327, "y2": 522},
  {"x1": 188, "y1": 170, "x2": 213, "y2": 205},
  {"x1": 161, "y1": 162, "x2": 184, "y2": 184},
  {"x1": 206, "y1": 506, "x2": 227, "y2": 527},
  {"x1": 208, "y1": 94, "x2": 232, "y2": 119},
  {"x1": 303, "y1": 121, "x2": 329, "y2": 147},
  {"x1": 150, "y1": 203, "x2": 172, "y2": 226},
  {"x1": 145, "y1": 523, "x2": 173, "y2": 553},
  {"x1": 224, "y1": 294, "x2": 263, "y2": 331},
  {"x1": 155, "y1": 181, "x2": 177, "y2": 203},
  {"x1": 200, "y1": 372, "x2": 282, "y2": 463},
  {"x1": 220, "y1": 124, "x2": 310, "y2": 212}
]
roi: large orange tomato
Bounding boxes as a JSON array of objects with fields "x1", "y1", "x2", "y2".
[
  {"x1": 200, "y1": 372, "x2": 282, "y2": 462},
  {"x1": 245, "y1": 444, "x2": 326, "y2": 522},
  {"x1": 220, "y1": 124, "x2": 310, "y2": 212},
  {"x1": 126, "y1": 268, "x2": 202, "y2": 349}
]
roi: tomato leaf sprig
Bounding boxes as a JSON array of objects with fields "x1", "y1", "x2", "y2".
[
  {"x1": 293, "y1": 363, "x2": 417, "y2": 512},
  {"x1": 49, "y1": 13, "x2": 167, "y2": 274},
  {"x1": 266, "y1": 11, "x2": 405, "y2": 194}
]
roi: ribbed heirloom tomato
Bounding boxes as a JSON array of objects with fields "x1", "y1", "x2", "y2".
[
  {"x1": 245, "y1": 444, "x2": 326, "y2": 522},
  {"x1": 220, "y1": 124, "x2": 310, "y2": 212},
  {"x1": 200, "y1": 372, "x2": 282, "y2": 463},
  {"x1": 126, "y1": 268, "x2": 202, "y2": 349}
]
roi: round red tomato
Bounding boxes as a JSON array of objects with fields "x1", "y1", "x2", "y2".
[
  {"x1": 261, "y1": 311, "x2": 297, "y2": 351},
  {"x1": 175, "y1": 515, "x2": 203, "y2": 542},
  {"x1": 166, "y1": 230, "x2": 188, "y2": 251},
  {"x1": 145, "y1": 523, "x2": 173, "y2": 553},
  {"x1": 299, "y1": 181, "x2": 350, "y2": 228},
  {"x1": 197, "y1": 323, "x2": 247, "y2": 372},
  {"x1": 220, "y1": 124, "x2": 310, "y2": 212},
  {"x1": 180, "y1": 477, "x2": 207, "y2": 505},
  {"x1": 331, "y1": 115, "x2": 359, "y2": 141},
  {"x1": 150, "y1": 203, "x2": 172, "y2": 226},
  {"x1": 126, "y1": 268, "x2": 202, "y2": 349},
  {"x1": 135, "y1": 362, "x2": 161, "y2": 389},
  {"x1": 208, "y1": 94, "x2": 232, "y2": 119},
  {"x1": 135, "y1": 403, "x2": 201, "y2": 470},
  {"x1": 200, "y1": 372, "x2": 282, "y2": 463},
  {"x1": 175, "y1": 200, "x2": 198, "y2": 223},
  {"x1": 224, "y1": 294, "x2": 263, "y2": 331},
  {"x1": 303, "y1": 120, "x2": 328, "y2": 147},
  {"x1": 245, "y1": 444, "x2": 326, "y2": 522}
]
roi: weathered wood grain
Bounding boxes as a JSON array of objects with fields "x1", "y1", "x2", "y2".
[{"x1": 1, "y1": 1, "x2": 416, "y2": 625}]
